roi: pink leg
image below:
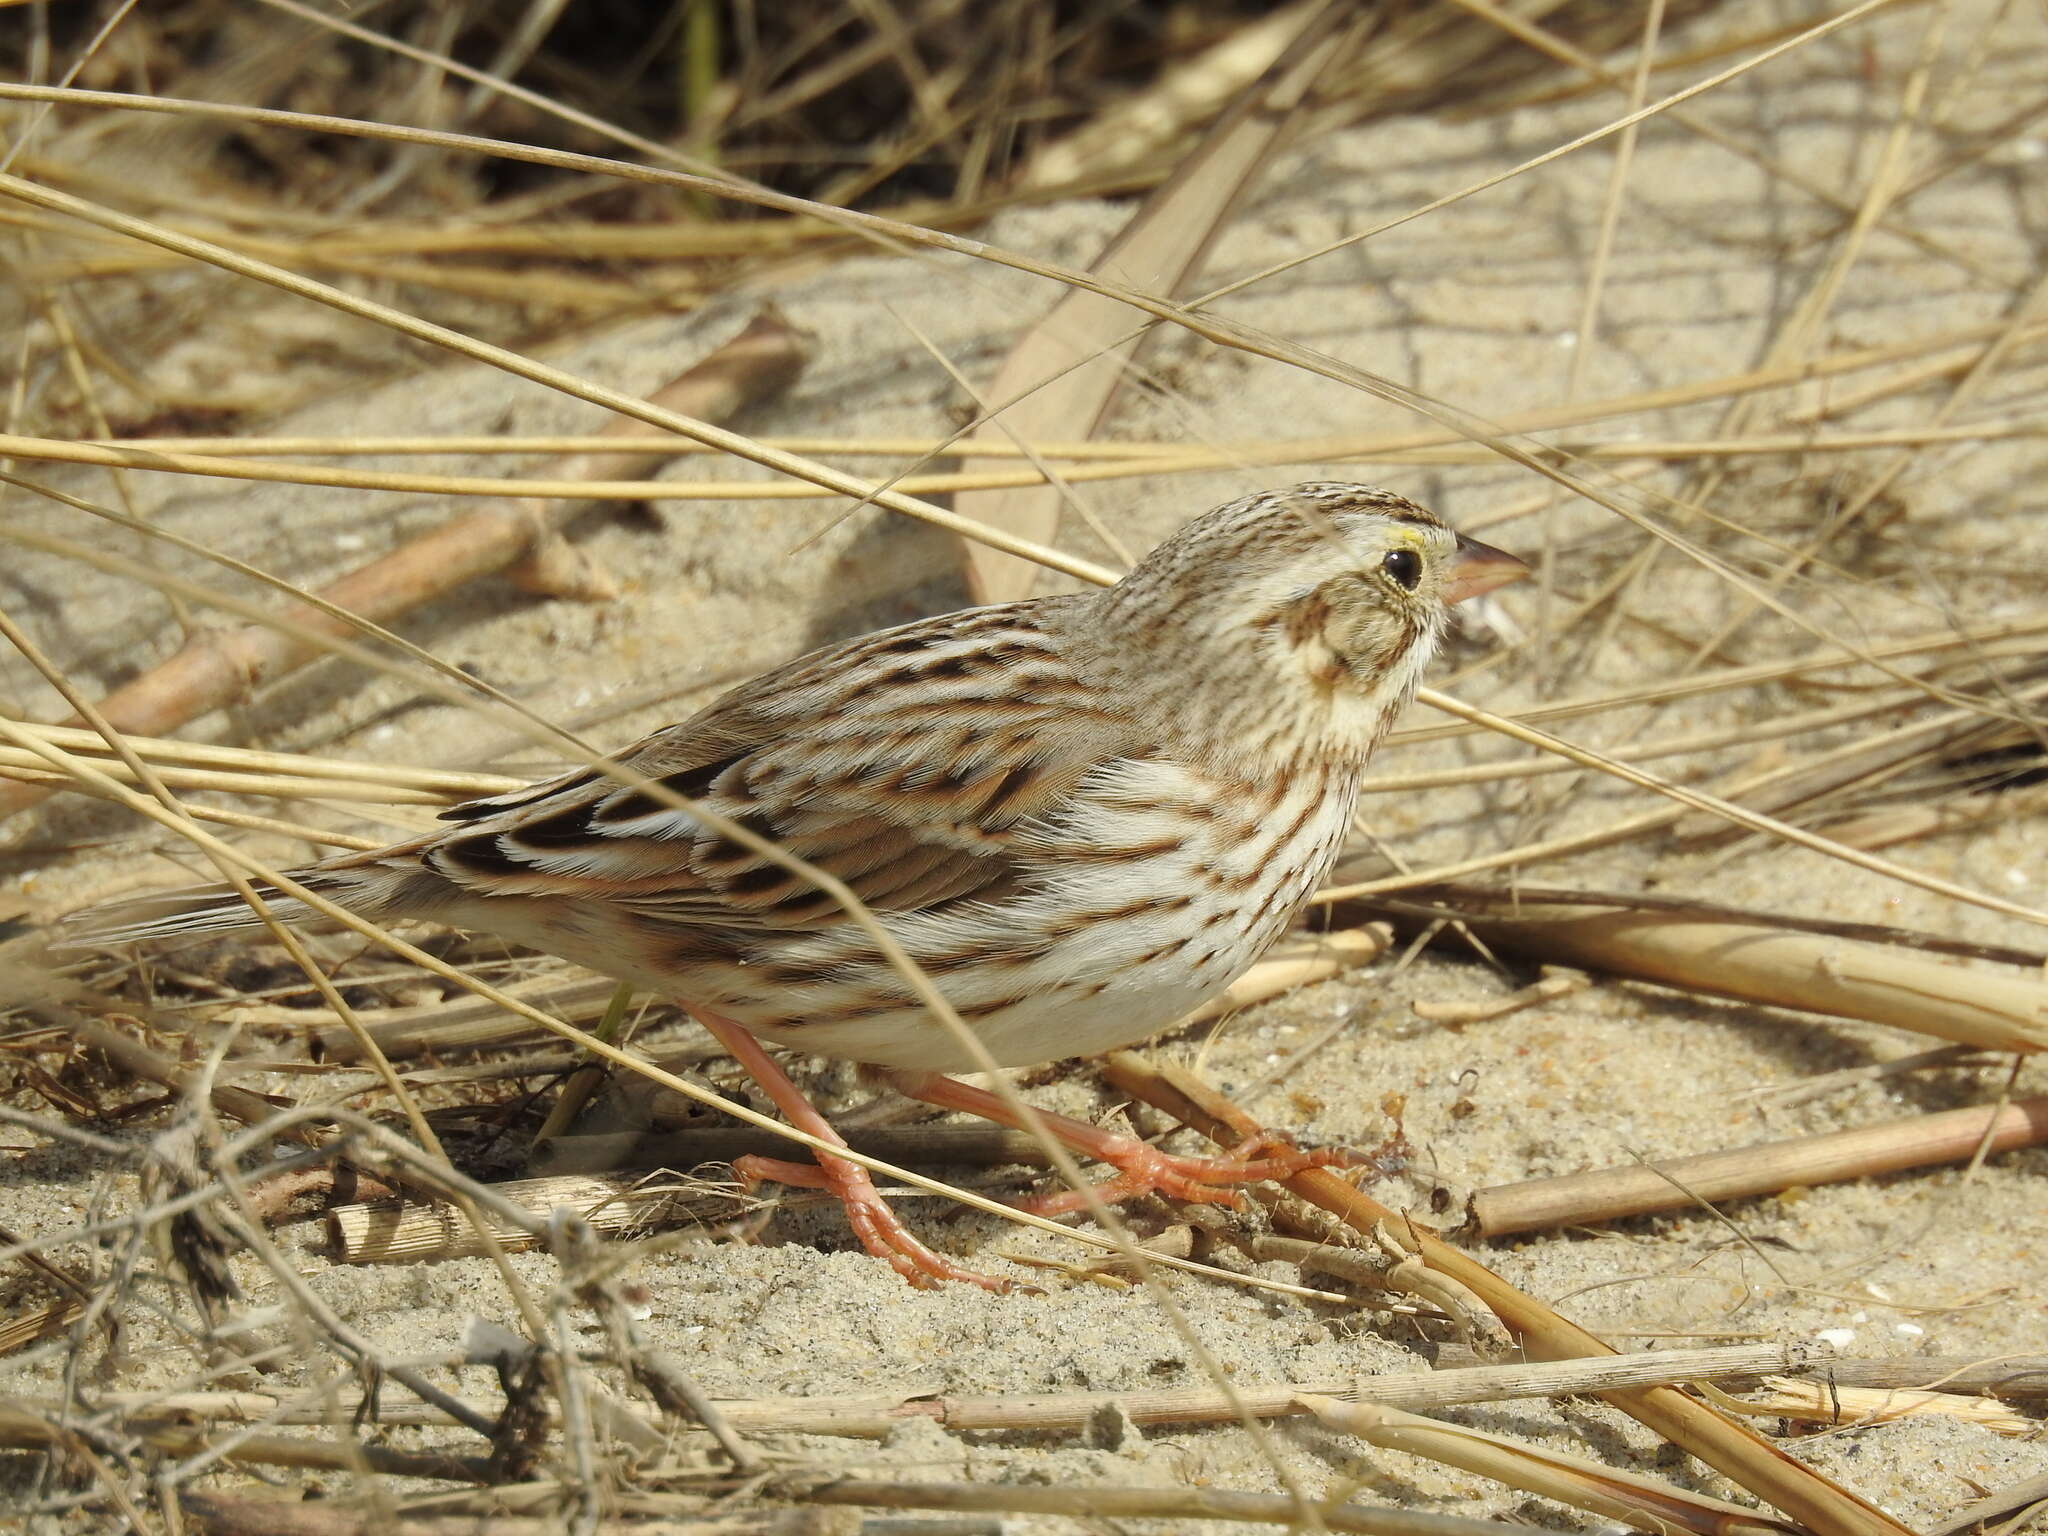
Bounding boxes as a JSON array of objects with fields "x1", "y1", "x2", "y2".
[
  {"x1": 883, "y1": 1069, "x2": 1349, "y2": 1218},
  {"x1": 689, "y1": 1007, "x2": 1011, "y2": 1292}
]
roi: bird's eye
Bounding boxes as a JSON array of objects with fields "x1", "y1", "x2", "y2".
[{"x1": 1382, "y1": 548, "x2": 1422, "y2": 591}]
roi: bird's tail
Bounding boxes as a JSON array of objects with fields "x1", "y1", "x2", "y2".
[
  {"x1": 57, "y1": 848, "x2": 443, "y2": 951},
  {"x1": 59, "y1": 879, "x2": 324, "y2": 948}
]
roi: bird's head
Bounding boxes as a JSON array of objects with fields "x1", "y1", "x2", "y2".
[{"x1": 1091, "y1": 482, "x2": 1527, "y2": 758}]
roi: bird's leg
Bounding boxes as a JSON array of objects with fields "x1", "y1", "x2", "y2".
[
  {"x1": 882, "y1": 1069, "x2": 1348, "y2": 1218},
  {"x1": 687, "y1": 1007, "x2": 1011, "y2": 1291}
]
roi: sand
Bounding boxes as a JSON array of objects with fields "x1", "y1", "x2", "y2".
[{"x1": 3, "y1": 0, "x2": 2045, "y2": 1529}]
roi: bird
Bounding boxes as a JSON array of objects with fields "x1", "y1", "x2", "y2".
[{"x1": 72, "y1": 482, "x2": 1526, "y2": 1289}]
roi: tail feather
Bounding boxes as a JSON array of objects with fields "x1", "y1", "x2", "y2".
[
  {"x1": 58, "y1": 881, "x2": 321, "y2": 949},
  {"x1": 61, "y1": 849, "x2": 463, "y2": 950}
]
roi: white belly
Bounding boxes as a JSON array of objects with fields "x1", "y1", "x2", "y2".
[{"x1": 733, "y1": 756, "x2": 1361, "y2": 1071}]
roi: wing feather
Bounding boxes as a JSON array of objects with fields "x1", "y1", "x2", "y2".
[{"x1": 416, "y1": 600, "x2": 1133, "y2": 933}]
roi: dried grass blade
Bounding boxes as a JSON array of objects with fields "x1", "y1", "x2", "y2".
[
  {"x1": 0, "y1": 751, "x2": 476, "y2": 807},
  {"x1": 1296, "y1": 1395, "x2": 1796, "y2": 1536},
  {"x1": 0, "y1": 719, "x2": 523, "y2": 796}
]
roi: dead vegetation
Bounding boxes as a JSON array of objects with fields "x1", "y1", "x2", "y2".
[{"x1": 3, "y1": 1, "x2": 2047, "y2": 1533}]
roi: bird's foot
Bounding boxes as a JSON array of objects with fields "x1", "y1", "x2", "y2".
[
  {"x1": 881, "y1": 1069, "x2": 1347, "y2": 1219},
  {"x1": 733, "y1": 1151, "x2": 1013, "y2": 1292},
  {"x1": 1012, "y1": 1130, "x2": 1347, "y2": 1217},
  {"x1": 688, "y1": 1005, "x2": 1011, "y2": 1291}
]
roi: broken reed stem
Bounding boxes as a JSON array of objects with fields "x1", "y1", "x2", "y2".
[
  {"x1": 1099, "y1": 1053, "x2": 1916, "y2": 1536},
  {"x1": 0, "y1": 311, "x2": 805, "y2": 825},
  {"x1": 1730, "y1": 1378, "x2": 2036, "y2": 1437},
  {"x1": 329, "y1": 1171, "x2": 741, "y2": 1263},
  {"x1": 1469, "y1": 1096, "x2": 2048, "y2": 1237},
  {"x1": 1816, "y1": 1357, "x2": 2048, "y2": 1399},
  {"x1": 1356, "y1": 887, "x2": 2048, "y2": 1054}
]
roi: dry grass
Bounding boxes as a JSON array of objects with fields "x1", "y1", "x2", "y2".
[{"x1": 3, "y1": 1, "x2": 2046, "y2": 1533}]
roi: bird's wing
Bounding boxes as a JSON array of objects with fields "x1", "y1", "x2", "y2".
[{"x1": 414, "y1": 601, "x2": 1134, "y2": 932}]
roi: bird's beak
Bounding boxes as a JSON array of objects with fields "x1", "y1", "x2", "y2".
[{"x1": 1441, "y1": 535, "x2": 1529, "y2": 606}]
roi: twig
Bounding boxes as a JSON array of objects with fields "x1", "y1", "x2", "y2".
[
  {"x1": 734, "y1": 1340, "x2": 1821, "y2": 1438},
  {"x1": 1468, "y1": 1097, "x2": 2048, "y2": 1237},
  {"x1": 1099, "y1": 1053, "x2": 1915, "y2": 1536}
]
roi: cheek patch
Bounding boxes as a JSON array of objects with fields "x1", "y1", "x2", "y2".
[{"x1": 1280, "y1": 590, "x2": 1333, "y2": 648}]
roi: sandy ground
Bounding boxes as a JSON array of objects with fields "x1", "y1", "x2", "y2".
[{"x1": 4, "y1": 0, "x2": 2046, "y2": 1529}]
